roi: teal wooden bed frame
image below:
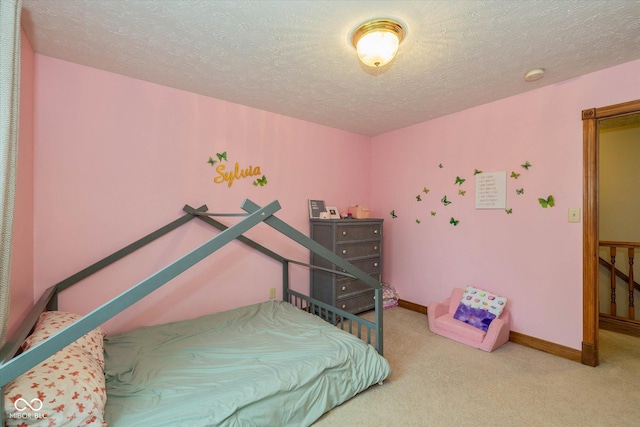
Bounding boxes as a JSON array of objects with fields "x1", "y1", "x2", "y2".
[{"x1": 0, "y1": 199, "x2": 383, "y2": 422}]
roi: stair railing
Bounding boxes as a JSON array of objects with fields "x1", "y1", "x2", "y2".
[{"x1": 599, "y1": 241, "x2": 640, "y2": 320}]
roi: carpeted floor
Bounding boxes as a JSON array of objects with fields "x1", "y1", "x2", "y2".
[{"x1": 314, "y1": 306, "x2": 640, "y2": 426}]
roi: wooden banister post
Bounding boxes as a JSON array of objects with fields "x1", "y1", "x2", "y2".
[
  {"x1": 629, "y1": 247, "x2": 635, "y2": 320},
  {"x1": 610, "y1": 246, "x2": 617, "y2": 316}
]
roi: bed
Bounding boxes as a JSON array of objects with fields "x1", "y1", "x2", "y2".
[{"x1": 0, "y1": 199, "x2": 389, "y2": 426}]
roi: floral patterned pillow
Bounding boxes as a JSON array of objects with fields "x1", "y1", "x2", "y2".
[
  {"x1": 22, "y1": 311, "x2": 105, "y2": 368},
  {"x1": 3, "y1": 345, "x2": 107, "y2": 426}
]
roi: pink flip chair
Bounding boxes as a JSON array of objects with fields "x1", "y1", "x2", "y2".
[{"x1": 427, "y1": 287, "x2": 510, "y2": 352}]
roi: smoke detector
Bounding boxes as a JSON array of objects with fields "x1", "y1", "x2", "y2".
[{"x1": 524, "y1": 68, "x2": 545, "y2": 82}]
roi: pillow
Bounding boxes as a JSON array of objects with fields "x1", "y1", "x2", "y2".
[
  {"x1": 453, "y1": 303, "x2": 496, "y2": 332},
  {"x1": 459, "y1": 286, "x2": 507, "y2": 317},
  {"x1": 22, "y1": 311, "x2": 105, "y2": 369},
  {"x1": 453, "y1": 286, "x2": 507, "y2": 332},
  {"x1": 3, "y1": 345, "x2": 107, "y2": 426}
]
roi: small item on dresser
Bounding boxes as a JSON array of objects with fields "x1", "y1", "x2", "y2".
[
  {"x1": 308, "y1": 199, "x2": 326, "y2": 219},
  {"x1": 326, "y1": 206, "x2": 340, "y2": 219},
  {"x1": 348, "y1": 205, "x2": 370, "y2": 219},
  {"x1": 319, "y1": 211, "x2": 330, "y2": 219}
]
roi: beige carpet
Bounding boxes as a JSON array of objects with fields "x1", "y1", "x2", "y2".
[{"x1": 315, "y1": 307, "x2": 640, "y2": 426}]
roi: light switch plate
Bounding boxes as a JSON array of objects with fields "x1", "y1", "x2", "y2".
[{"x1": 568, "y1": 208, "x2": 581, "y2": 223}]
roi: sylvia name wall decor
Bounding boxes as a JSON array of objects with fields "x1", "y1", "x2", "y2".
[{"x1": 207, "y1": 151, "x2": 268, "y2": 188}]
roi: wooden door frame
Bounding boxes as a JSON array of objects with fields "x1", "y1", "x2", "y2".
[{"x1": 582, "y1": 99, "x2": 640, "y2": 366}]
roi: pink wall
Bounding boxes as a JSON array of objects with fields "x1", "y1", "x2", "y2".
[
  {"x1": 8, "y1": 29, "x2": 35, "y2": 337},
  {"x1": 31, "y1": 56, "x2": 371, "y2": 334},
  {"x1": 371, "y1": 59, "x2": 640, "y2": 349}
]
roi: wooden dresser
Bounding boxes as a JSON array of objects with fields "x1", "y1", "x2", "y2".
[{"x1": 310, "y1": 218, "x2": 383, "y2": 314}]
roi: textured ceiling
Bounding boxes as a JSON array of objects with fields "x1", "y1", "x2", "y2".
[{"x1": 20, "y1": 0, "x2": 640, "y2": 136}]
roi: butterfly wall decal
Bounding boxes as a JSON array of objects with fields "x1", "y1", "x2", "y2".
[
  {"x1": 207, "y1": 156, "x2": 216, "y2": 166},
  {"x1": 455, "y1": 176, "x2": 466, "y2": 186},
  {"x1": 423, "y1": 187, "x2": 430, "y2": 194},
  {"x1": 449, "y1": 217, "x2": 460, "y2": 226},
  {"x1": 416, "y1": 195, "x2": 422, "y2": 202},
  {"x1": 441, "y1": 195, "x2": 452, "y2": 206},
  {"x1": 252, "y1": 175, "x2": 268, "y2": 187},
  {"x1": 390, "y1": 210, "x2": 397, "y2": 218},
  {"x1": 438, "y1": 163, "x2": 443, "y2": 168},
  {"x1": 458, "y1": 190, "x2": 466, "y2": 196},
  {"x1": 430, "y1": 211, "x2": 436, "y2": 216},
  {"x1": 538, "y1": 195, "x2": 555, "y2": 208},
  {"x1": 474, "y1": 169, "x2": 483, "y2": 175},
  {"x1": 510, "y1": 171, "x2": 520, "y2": 179},
  {"x1": 216, "y1": 151, "x2": 227, "y2": 162},
  {"x1": 516, "y1": 188, "x2": 524, "y2": 195},
  {"x1": 505, "y1": 208, "x2": 513, "y2": 214},
  {"x1": 521, "y1": 161, "x2": 532, "y2": 170},
  {"x1": 416, "y1": 219, "x2": 421, "y2": 224}
]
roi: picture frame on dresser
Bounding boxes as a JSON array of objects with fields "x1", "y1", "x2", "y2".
[
  {"x1": 326, "y1": 206, "x2": 340, "y2": 219},
  {"x1": 308, "y1": 199, "x2": 326, "y2": 219}
]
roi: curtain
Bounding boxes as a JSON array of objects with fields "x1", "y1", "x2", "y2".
[{"x1": 0, "y1": 0, "x2": 22, "y2": 346}]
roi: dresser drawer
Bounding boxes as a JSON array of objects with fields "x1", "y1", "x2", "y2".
[
  {"x1": 336, "y1": 277, "x2": 380, "y2": 298},
  {"x1": 336, "y1": 241, "x2": 381, "y2": 259},
  {"x1": 336, "y1": 291, "x2": 375, "y2": 313},
  {"x1": 336, "y1": 223, "x2": 381, "y2": 242},
  {"x1": 337, "y1": 257, "x2": 381, "y2": 275}
]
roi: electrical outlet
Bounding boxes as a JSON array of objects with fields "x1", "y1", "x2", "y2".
[
  {"x1": 568, "y1": 208, "x2": 581, "y2": 223},
  {"x1": 269, "y1": 287, "x2": 276, "y2": 299}
]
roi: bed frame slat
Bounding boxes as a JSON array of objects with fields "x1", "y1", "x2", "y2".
[
  {"x1": 0, "y1": 285, "x2": 56, "y2": 366},
  {"x1": 57, "y1": 206, "x2": 208, "y2": 292}
]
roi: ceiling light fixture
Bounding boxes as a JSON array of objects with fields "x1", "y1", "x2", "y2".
[{"x1": 351, "y1": 19, "x2": 405, "y2": 68}]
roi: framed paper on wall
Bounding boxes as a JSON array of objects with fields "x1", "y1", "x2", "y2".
[{"x1": 475, "y1": 171, "x2": 507, "y2": 209}]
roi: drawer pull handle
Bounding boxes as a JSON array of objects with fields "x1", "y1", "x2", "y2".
[
  {"x1": 373, "y1": 245, "x2": 378, "y2": 251},
  {"x1": 342, "y1": 286, "x2": 347, "y2": 291},
  {"x1": 342, "y1": 249, "x2": 347, "y2": 255},
  {"x1": 341, "y1": 304, "x2": 347, "y2": 309},
  {"x1": 374, "y1": 229, "x2": 378, "y2": 234},
  {"x1": 342, "y1": 231, "x2": 347, "y2": 236},
  {"x1": 374, "y1": 262, "x2": 379, "y2": 267}
]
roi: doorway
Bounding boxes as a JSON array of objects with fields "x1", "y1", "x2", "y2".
[{"x1": 582, "y1": 99, "x2": 640, "y2": 367}]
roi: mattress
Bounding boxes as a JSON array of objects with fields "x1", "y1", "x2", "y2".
[{"x1": 103, "y1": 300, "x2": 390, "y2": 426}]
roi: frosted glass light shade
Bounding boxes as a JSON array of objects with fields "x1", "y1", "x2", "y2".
[
  {"x1": 352, "y1": 19, "x2": 405, "y2": 68},
  {"x1": 356, "y1": 31, "x2": 400, "y2": 67}
]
